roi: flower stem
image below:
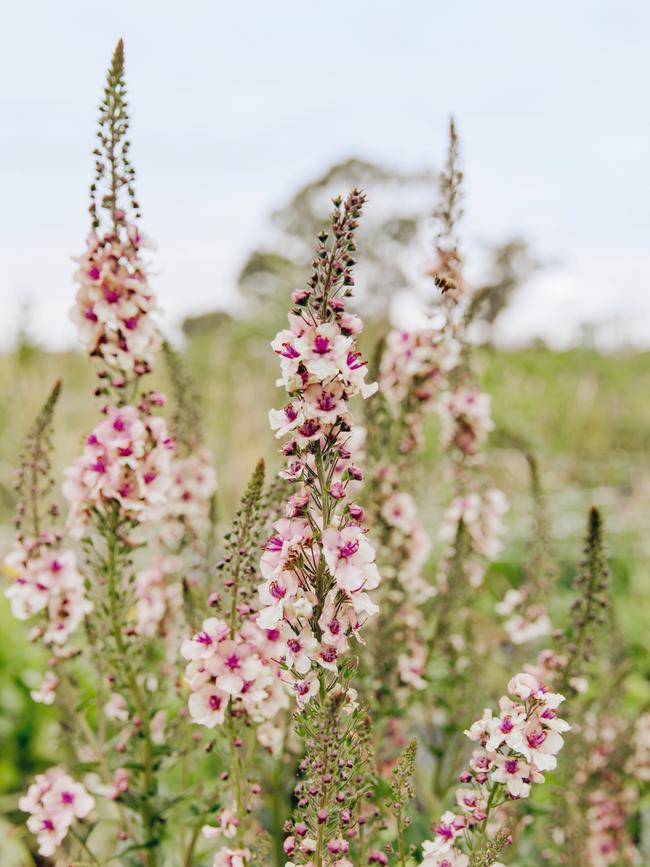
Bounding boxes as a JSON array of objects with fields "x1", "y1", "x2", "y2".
[
  {"x1": 469, "y1": 784, "x2": 499, "y2": 864},
  {"x1": 396, "y1": 805, "x2": 407, "y2": 866},
  {"x1": 227, "y1": 709, "x2": 246, "y2": 851},
  {"x1": 105, "y1": 510, "x2": 157, "y2": 866}
]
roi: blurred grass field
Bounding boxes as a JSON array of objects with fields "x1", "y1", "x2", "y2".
[{"x1": 1, "y1": 326, "x2": 649, "y2": 799}]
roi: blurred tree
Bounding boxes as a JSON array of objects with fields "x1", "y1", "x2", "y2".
[
  {"x1": 237, "y1": 157, "x2": 436, "y2": 321},
  {"x1": 181, "y1": 310, "x2": 232, "y2": 338},
  {"x1": 470, "y1": 238, "x2": 541, "y2": 340}
]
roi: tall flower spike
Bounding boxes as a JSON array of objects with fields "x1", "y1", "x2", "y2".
[
  {"x1": 431, "y1": 116, "x2": 464, "y2": 298},
  {"x1": 163, "y1": 340, "x2": 206, "y2": 457},
  {"x1": 285, "y1": 690, "x2": 373, "y2": 866},
  {"x1": 90, "y1": 38, "x2": 139, "y2": 231},
  {"x1": 4, "y1": 381, "x2": 91, "y2": 668},
  {"x1": 390, "y1": 739, "x2": 417, "y2": 866},
  {"x1": 13, "y1": 379, "x2": 61, "y2": 539},
  {"x1": 182, "y1": 459, "x2": 289, "y2": 729},
  {"x1": 491, "y1": 434, "x2": 555, "y2": 646},
  {"x1": 431, "y1": 121, "x2": 507, "y2": 596},
  {"x1": 157, "y1": 341, "x2": 218, "y2": 566},
  {"x1": 182, "y1": 460, "x2": 289, "y2": 867},
  {"x1": 257, "y1": 188, "x2": 380, "y2": 706},
  {"x1": 133, "y1": 346, "x2": 217, "y2": 644},
  {"x1": 71, "y1": 38, "x2": 161, "y2": 392},
  {"x1": 557, "y1": 507, "x2": 611, "y2": 696},
  {"x1": 59, "y1": 44, "x2": 173, "y2": 865}
]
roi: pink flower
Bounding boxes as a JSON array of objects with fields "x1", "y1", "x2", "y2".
[
  {"x1": 63, "y1": 405, "x2": 174, "y2": 535},
  {"x1": 107, "y1": 768, "x2": 129, "y2": 800},
  {"x1": 31, "y1": 671, "x2": 60, "y2": 705},
  {"x1": 182, "y1": 617, "x2": 289, "y2": 727},
  {"x1": 256, "y1": 571, "x2": 301, "y2": 629},
  {"x1": 421, "y1": 811, "x2": 466, "y2": 857},
  {"x1": 518, "y1": 720, "x2": 566, "y2": 771},
  {"x1": 4, "y1": 544, "x2": 91, "y2": 648},
  {"x1": 181, "y1": 618, "x2": 231, "y2": 661},
  {"x1": 164, "y1": 448, "x2": 217, "y2": 535},
  {"x1": 20, "y1": 768, "x2": 94, "y2": 857},
  {"x1": 419, "y1": 847, "x2": 469, "y2": 867},
  {"x1": 322, "y1": 526, "x2": 380, "y2": 594},
  {"x1": 507, "y1": 672, "x2": 543, "y2": 700},
  {"x1": 380, "y1": 491, "x2": 418, "y2": 533},
  {"x1": 70, "y1": 227, "x2": 161, "y2": 379},
  {"x1": 281, "y1": 623, "x2": 319, "y2": 674},
  {"x1": 438, "y1": 388, "x2": 494, "y2": 454},
  {"x1": 104, "y1": 692, "x2": 130, "y2": 722},
  {"x1": 211, "y1": 846, "x2": 252, "y2": 867},
  {"x1": 398, "y1": 640, "x2": 427, "y2": 690},
  {"x1": 490, "y1": 754, "x2": 539, "y2": 798},
  {"x1": 260, "y1": 195, "x2": 380, "y2": 706},
  {"x1": 289, "y1": 671, "x2": 320, "y2": 708},
  {"x1": 187, "y1": 684, "x2": 230, "y2": 727},
  {"x1": 204, "y1": 640, "x2": 264, "y2": 696},
  {"x1": 260, "y1": 519, "x2": 312, "y2": 580}
]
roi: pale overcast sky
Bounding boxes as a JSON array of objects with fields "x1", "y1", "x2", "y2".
[{"x1": 1, "y1": 1, "x2": 648, "y2": 349}]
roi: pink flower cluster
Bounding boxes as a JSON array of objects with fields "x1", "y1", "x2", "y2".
[
  {"x1": 4, "y1": 537, "x2": 91, "y2": 663},
  {"x1": 19, "y1": 767, "x2": 94, "y2": 857},
  {"x1": 420, "y1": 846, "x2": 504, "y2": 867},
  {"x1": 259, "y1": 276, "x2": 380, "y2": 704},
  {"x1": 181, "y1": 616, "x2": 289, "y2": 727},
  {"x1": 628, "y1": 712, "x2": 650, "y2": 782},
  {"x1": 438, "y1": 388, "x2": 494, "y2": 457},
  {"x1": 419, "y1": 673, "x2": 569, "y2": 865},
  {"x1": 495, "y1": 588, "x2": 552, "y2": 645},
  {"x1": 63, "y1": 404, "x2": 174, "y2": 535},
  {"x1": 380, "y1": 328, "x2": 457, "y2": 406},
  {"x1": 374, "y1": 479, "x2": 433, "y2": 690},
  {"x1": 439, "y1": 489, "x2": 508, "y2": 588},
  {"x1": 584, "y1": 789, "x2": 641, "y2": 867},
  {"x1": 379, "y1": 487, "x2": 433, "y2": 606},
  {"x1": 211, "y1": 847, "x2": 252, "y2": 867},
  {"x1": 162, "y1": 448, "x2": 218, "y2": 544},
  {"x1": 134, "y1": 554, "x2": 183, "y2": 638},
  {"x1": 379, "y1": 328, "x2": 460, "y2": 452},
  {"x1": 134, "y1": 451, "x2": 216, "y2": 641},
  {"x1": 256, "y1": 517, "x2": 379, "y2": 705},
  {"x1": 71, "y1": 225, "x2": 161, "y2": 381}
]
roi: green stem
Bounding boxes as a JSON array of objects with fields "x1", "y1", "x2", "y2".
[
  {"x1": 105, "y1": 511, "x2": 157, "y2": 867},
  {"x1": 227, "y1": 710, "x2": 246, "y2": 851},
  {"x1": 469, "y1": 784, "x2": 499, "y2": 863},
  {"x1": 183, "y1": 815, "x2": 207, "y2": 867},
  {"x1": 314, "y1": 447, "x2": 332, "y2": 705},
  {"x1": 70, "y1": 825, "x2": 100, "y2": 865},
  {"x1": 396, "y1": 805, "x2": 407, "y2": 866},
  {"x1": 315, "y1": 785, "x2": 328, "y2": 867},
  {"x1": 356, "y1": 800, "x2": 366, "y2": 867}
]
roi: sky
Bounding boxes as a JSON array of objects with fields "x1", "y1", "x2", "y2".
[{"x1": 1, "y1": 1, "x2": 649, "y2": 350}]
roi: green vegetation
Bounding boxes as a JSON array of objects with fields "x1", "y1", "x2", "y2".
[{"x1": 1, "y1": 337, "x2": 649, "y2": 800}]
